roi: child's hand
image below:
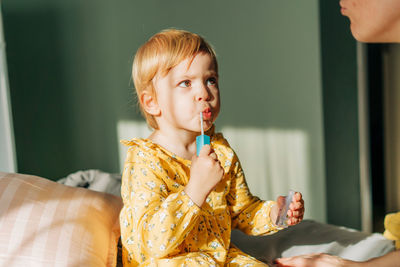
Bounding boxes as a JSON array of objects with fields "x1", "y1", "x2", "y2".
[
  {"x1": 184, "y1": 145, "x2": 224, "y2": 207},
  {"x1": 271, "y1": 192, "x2": 305, "y2": 226},
  {"x1": 285, "y1": 192, "x2": 304, "y2": 226}
]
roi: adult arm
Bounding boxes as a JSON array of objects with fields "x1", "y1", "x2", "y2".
[{"x1": 275, "y1": 250, "x2": 400, "y2": 267}]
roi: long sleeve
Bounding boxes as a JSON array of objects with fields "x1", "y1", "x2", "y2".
[
  {"x1": 226, "y1": 154, "x2": 278, "y2": 235},
  {"x1": 120, "y1": 155, "x2": 201, "y2": 260}
]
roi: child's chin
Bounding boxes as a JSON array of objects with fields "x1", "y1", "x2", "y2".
[{"x1": 204, "y1": 121, "x2": 214, "y2": 129}]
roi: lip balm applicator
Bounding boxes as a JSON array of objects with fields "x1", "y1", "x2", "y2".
[{"x1": 196, "y1": 112, "x2": 210, "y2": 156}]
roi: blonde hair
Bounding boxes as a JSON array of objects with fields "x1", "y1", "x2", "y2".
[{"x1": 132, "y1": 29, "x2": 218, "y2": 129}]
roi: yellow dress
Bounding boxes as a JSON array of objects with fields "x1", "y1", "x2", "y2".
[{"x1": 119, "y1": 131, "x2": 278, "y2": 266}]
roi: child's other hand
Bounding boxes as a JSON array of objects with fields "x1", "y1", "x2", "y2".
[
  {"x1": 271, "y1": 192, "x2": 305, "y2": 227},
  {"x1": 185, "y1": 145, "x2": 224, "y2": 207},
  {"x1": 286, "y1": 192, "x2": 304, "y2": 226}
]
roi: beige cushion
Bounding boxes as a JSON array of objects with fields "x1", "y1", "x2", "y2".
[{"x1": 0, "y1": 172, "x2": 123, "y2": 266}]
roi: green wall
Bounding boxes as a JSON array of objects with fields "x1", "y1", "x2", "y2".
[{"x1": 2, "y1": 0, "x2": 360, "y2": 225}]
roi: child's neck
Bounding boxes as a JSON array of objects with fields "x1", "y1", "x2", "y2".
[{"x1": 148, "y1": 129, "x2": 198, "y2": 160}]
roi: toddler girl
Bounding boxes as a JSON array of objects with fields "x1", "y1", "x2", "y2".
[{"x1": 120, "y1": 28, "x2": 304, "y2": 266}]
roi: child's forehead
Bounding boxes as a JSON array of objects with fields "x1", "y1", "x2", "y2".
[{"x1": 166, "y1": 53, "x2": 217, "y2": 77}]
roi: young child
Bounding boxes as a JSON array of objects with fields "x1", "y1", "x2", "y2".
[{"x1": 120, "y1": 29, "x2": 305, "y2": 266}]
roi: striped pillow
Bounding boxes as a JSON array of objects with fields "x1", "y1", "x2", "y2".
[{"x1": 0, "y1": 172, "x2": 123, "y2": 267}]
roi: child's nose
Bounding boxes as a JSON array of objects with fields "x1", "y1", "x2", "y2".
[{"x1": 196, "y1": 84, "x2": 210, "y2": 101}]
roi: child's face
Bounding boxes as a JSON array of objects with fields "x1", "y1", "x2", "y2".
[
  {"x1": 340, "y1": 0, "x2": 400, "y2": 42},
  {"x1": 153, "y1": 52, "x2": 220, "y2": 134}
]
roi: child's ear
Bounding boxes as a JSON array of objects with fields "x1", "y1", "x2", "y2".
[{"x1": 140, "y1": 91, "x2": 160, "y2": 116}]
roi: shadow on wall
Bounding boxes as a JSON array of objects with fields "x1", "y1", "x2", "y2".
[
  {"x1": 116, "y1": 120, "x2": 320, "y2": 221},
  {"x1": 4, "y1": 5, "x2": 122, "y2": 179},
  {"x1": 4, "y1": 7, "x2": 74, "y2": 179}
]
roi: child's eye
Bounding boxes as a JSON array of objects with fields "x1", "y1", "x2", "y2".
[
  {"x1": 178, "y1": 80, "x2": 191, "y2": 88},
  {"x1": 207, "y1": 77, "x2": 217, "y2": 86}
]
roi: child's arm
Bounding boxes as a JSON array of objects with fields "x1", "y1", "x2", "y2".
[
  {"x1": 120, "y1": 160, "x2": 201, "y2": 259},
  {"x1": 184, "y1": 144, "x2": 224, "y2": 206},
  {"x1": 226, "y1": 154, "x2": 279, "y2": 235}
]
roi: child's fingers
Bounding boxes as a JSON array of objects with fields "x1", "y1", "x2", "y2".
[
  {"x1": 294, "y1": 192, "x2": 303, "y2": 201},
  {"x1": 287, "y1": 217, "x2": 297, "y2": 226},
  {"x1": 289, "y1": 207, "x2": 305, "y2": 217},
  {"x1": 288, "y1": 209, "x2": 304, "y2": 218},
  {"x1": 198, "y1": 144, "x2": 212, "y2": 157},
  {"x1": 287, "y1": 216, "x2": 303, "y2": 226},
  {"x1": 289, "y1": 192, "x2": 303, "y2": 205},
  {"x1": 209, "y1": 152, "x2": 218, "y2": 161},
  {"x1": 290, "y1": 201, "x2": 304, "y2": 210}
]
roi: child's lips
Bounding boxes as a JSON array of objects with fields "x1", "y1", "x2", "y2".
[{"x1": 202, "y1": 109, "x2": 212, "y2": 120}]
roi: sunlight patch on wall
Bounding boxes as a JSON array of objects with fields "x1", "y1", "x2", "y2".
[
  {"x1": 221, "y1": 127, "x2": 309, "y2": 201},
  {"x1": 117, "y1": 120, "x2": 152, "y2": 170}
]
